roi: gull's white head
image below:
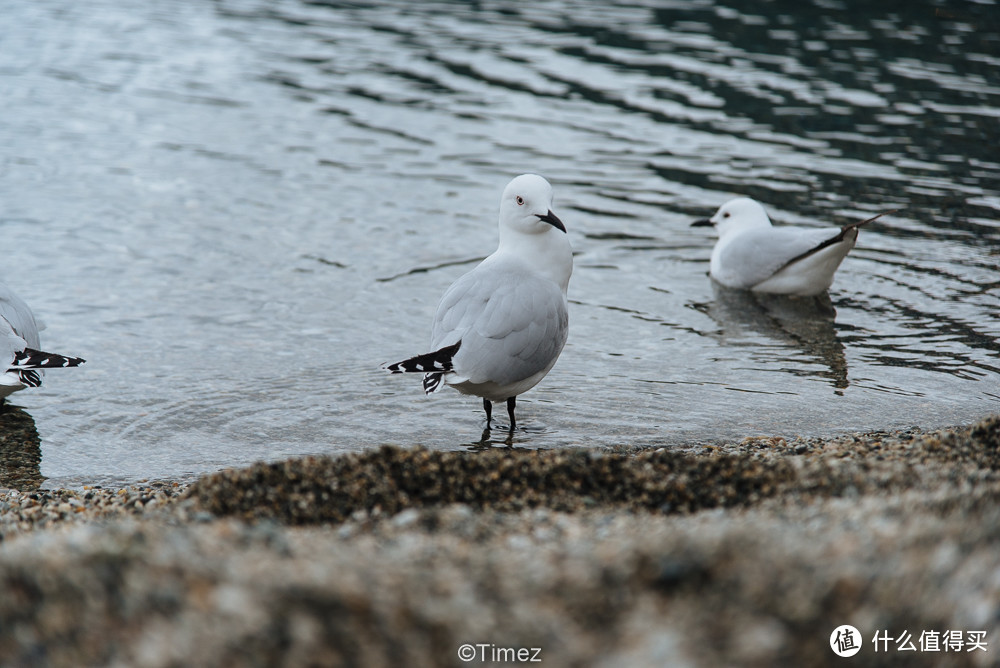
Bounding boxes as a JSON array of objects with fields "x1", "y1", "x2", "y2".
[
  {"x1": 498, "y1": 174, "x2": 566, "y2": 236},
  {"x1": 700, "y1": 197, "x2": 772, "y2": 239}
]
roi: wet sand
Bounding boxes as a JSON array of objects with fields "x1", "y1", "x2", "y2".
[{"x1": 1, "y1": 415, "x2": 998, "y2": 666}]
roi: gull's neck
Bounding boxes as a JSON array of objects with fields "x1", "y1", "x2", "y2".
[{"x1": 496, "y1": 226, "x2": 573, "y2": 293}]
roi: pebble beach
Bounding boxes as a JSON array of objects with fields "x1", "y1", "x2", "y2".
[{"x1": 2, "y1": 413, "x2": 999, "y2": 667}]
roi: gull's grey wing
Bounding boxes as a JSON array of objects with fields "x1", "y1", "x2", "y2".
[
  {"x1": 715, "y1": 226, "x2": 844, "y2": 288},
  {"x1": 0, "y1": 283, "x2": 39, "y2": 350},
  {"x1": 430, "y1": 270, "x2": 482, "y2": 350},
  {"x1": 431, "y1": 262, "x2": 568, "y2": 387}
]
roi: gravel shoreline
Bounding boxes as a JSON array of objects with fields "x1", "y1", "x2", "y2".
[{"x1": 1, "y1": 415, "x2": 998, "y2": 666}]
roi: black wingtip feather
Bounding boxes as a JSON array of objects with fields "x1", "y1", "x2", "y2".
[
  {"x1": 12, "y1": 348, "x2": 85, "y2": 370},
  {"x1": 384, "y1": 340, "x2": 461, "y2": 374},
  {"x1": 841, "y1": 208, "x2": 900, "y2": 234}
]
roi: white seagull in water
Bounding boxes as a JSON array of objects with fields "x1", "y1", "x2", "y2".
[
  {"x1": 692, "y1": 197, "x2": 894, "y2": 296},
  {"x1": 0, "y1": 283, "x2": 84, "y2": 403},
  {"x1": 384, "y1": 174, "x2": 572, "y2": 429}
]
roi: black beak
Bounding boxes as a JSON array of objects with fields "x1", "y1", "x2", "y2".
[
  {"x1": 536, "y1": 210, "x2": 566, "y2": 233},
  {"x1": 691, "y1": 218, "x2": 714, "y2": 227}
]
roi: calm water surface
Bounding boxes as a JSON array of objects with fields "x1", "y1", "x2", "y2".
[{"x1": 1, "y1": 0, "x2": 997, "y2": 487}]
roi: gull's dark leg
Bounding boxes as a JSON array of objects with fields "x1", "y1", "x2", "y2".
[
  {"x1": 506, "y1": 396, "x2": 516, "y2": 430},
  {"x1": 483, "y1": 398, "x2": 492, "y2": 426}
]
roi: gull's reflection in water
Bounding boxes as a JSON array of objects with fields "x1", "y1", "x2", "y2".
[
  {"x1": 692, "y1": 283, "x2": 849, "y2": 394},
  {"x1": 0, "y1": 405, "x2": 43, "y2": 491},
  {"x1": 466, "y1": 423, "x2": 548, "y2": 450},
  {"x1": 467, "y1": 427, "x2": 515, "y2": 450}
]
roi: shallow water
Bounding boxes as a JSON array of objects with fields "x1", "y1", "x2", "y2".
[{"x1": 1, "y1": 0, "x2": 997, "y2": 487}]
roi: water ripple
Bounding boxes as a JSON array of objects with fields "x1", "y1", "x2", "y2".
[{"x1": 1, "y1": 0, "x2": 997, "y2": 485}]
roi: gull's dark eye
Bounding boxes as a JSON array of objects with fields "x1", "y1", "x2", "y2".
[
  {"x1": 516, "y1": 196, "x2": 524, "y2": 206},
  {"x1": 723, "y1": 212, "x2": 730, "y2": 218}
]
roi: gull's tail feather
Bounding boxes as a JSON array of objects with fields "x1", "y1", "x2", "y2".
[
  {"x1": 9, "y1": 348, "x2": 85, "y2": 388},
  {"x1": 16, "y1": 369, "x2": 41, "y2": 388},
  {"x1": 422, "y1": 372, "x2": 445, "y2": 394}
]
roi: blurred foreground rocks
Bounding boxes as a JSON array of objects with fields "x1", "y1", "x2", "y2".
[{"x1": 1, "y1": 415, "x2": 999, "y2": 667}]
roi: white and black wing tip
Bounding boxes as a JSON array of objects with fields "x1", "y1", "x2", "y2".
[
  {"x1": 383, "y1": 340, "x2": 461, "y2": 395},
  {"x1": 383, "y1": 340, "x2": 461, "y2": 375},
  {"x1": 12, "y1": 348, "x2": 86, "y2": 370},
  {"x1": 8, "y1": 348, "x2": 84, "y2": 389}
]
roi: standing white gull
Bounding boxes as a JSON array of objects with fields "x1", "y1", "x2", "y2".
[
  {"x1": 384, "y1": 174, "x2": 572, "y2": 429},
  {"x1": 692, "y1": 197, "x2": 894, "y2": 296},
  {"x1": 0, "y1": 282, "x2": 84, "y2": 403}
]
